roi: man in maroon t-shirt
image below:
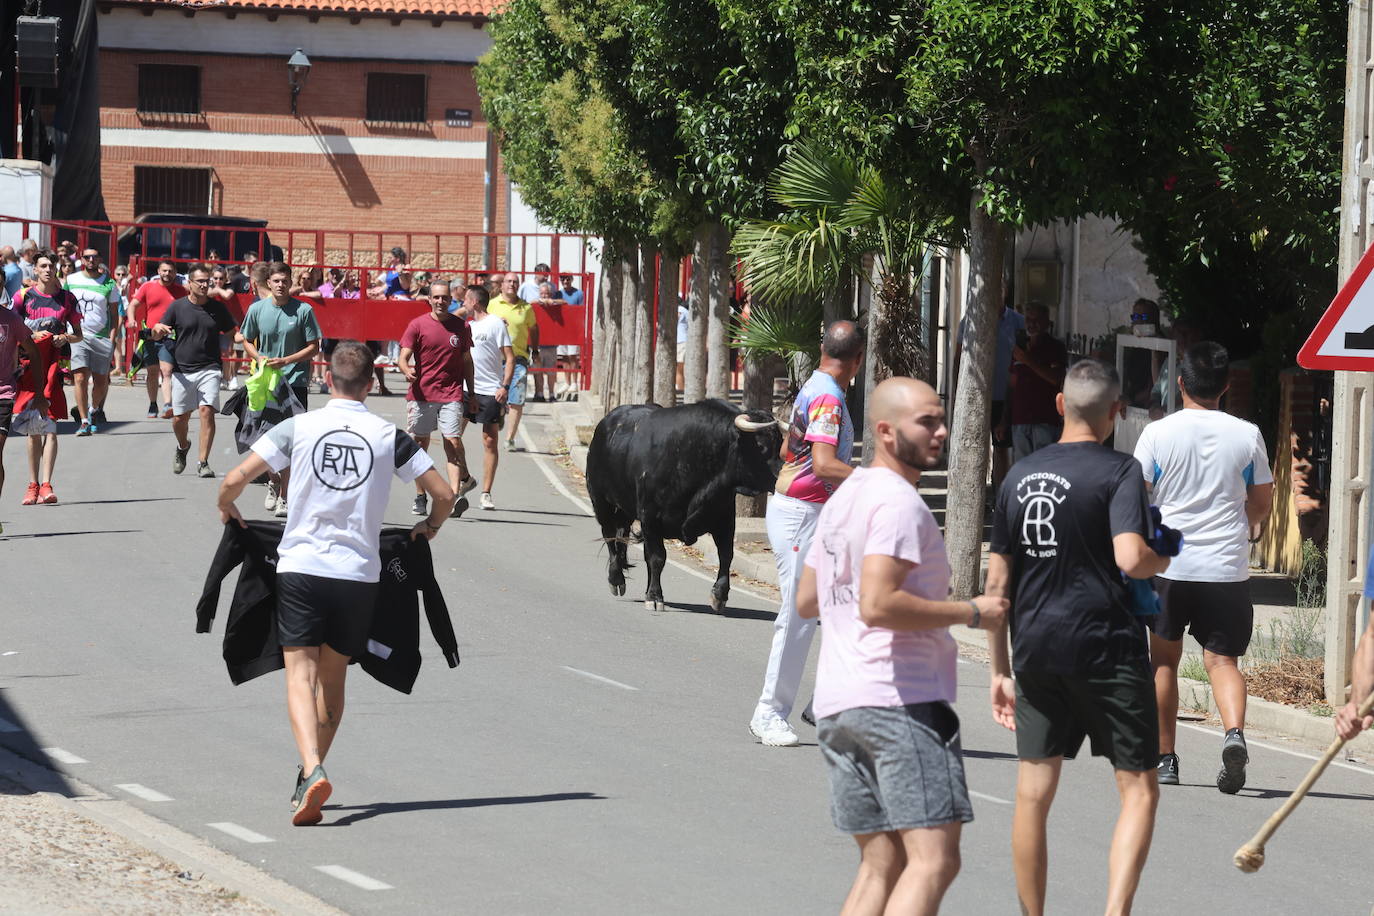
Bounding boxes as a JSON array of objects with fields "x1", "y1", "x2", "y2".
[
  {"x1": 126, "y1": 260, "x2": 187, "y2": 418},
  {"x1": 399, "y1": 280, "x2": 477, "y2": 518},
  {"x1": 1001, "y1": 301, "x2": 1068, "y2": 464}
]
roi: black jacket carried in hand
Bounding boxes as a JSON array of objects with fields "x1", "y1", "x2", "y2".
[{"x1": 196, "y1": 520, "x2": 459, "y2": 693}]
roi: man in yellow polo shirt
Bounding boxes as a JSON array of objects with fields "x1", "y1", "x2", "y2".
[{"x1": 488, "y1": 273, "x2": 540, "y2": 451}]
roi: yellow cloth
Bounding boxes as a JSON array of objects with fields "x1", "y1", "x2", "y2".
[{"x1": 489, "y1": 297, "x2": 537, "y2": 360}]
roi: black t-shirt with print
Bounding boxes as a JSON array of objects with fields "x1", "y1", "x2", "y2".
[
  {"x1": 990, "y1": 441, "x2": 1153, "y2": 676},
  {"x1": 162, "y1": 296, "x2": 235, "y2": 372}
]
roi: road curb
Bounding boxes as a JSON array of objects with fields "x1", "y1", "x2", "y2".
[{"x1": 0, "y1": 744, "x2": 344, "y2": 916}]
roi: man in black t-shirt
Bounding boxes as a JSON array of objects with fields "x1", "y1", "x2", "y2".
[
  {"x1": 152, "y1": 263, "x2": 236, "y2": 478},
  {"x1": 985, "y1": 358, "x2": 1172, "y2": 916}
]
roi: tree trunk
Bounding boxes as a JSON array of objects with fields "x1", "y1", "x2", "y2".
[
  {"x1": 684, "y1": 224, "x2": 710, "y2": 403},
  {"x1": 617, "y1": 244, "x2": 641, "y2": 407},
  {"x1": 598, "y1": 245, "x2": 624, "y2": 412},
  {"x1": 632, "y1": 245, "x2": 655, "y2": 404},
  {"x1": 945, "y1": 201, "x2": 1007, "y2": 598},
  {"x1": 705, "y1": 221, "x2": 732, "y2": 400},
  {"x1": 860, "y1": 255, "x2": 880, "y2": 466},
  {"x1": 590, "y1": 259, "x2": 608, "y2": 401},
  {"x1": 735, "y1": 352, "x2": 780, "y2": 518},
  {"x1": 653, "y1": 250, "x2": 680, "y2": 406}
]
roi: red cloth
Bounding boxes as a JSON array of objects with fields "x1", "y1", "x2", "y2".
[
  {"x1": 1008, "y1": 334, "x2": 1068, "y2": 426},
  {"x1": 15, "y1": 334, "x2": 66, "y2": 420},
  {"x1": 399, "y1": 312, "x2": 472, "y2": 403},
  {"x1": 132, "y1": 279, "x2": 188, "y2": 327}
]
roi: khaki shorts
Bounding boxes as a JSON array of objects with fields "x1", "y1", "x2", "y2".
[{"x1": 171, "y1": 368, "x2": 222, "y2": 414}]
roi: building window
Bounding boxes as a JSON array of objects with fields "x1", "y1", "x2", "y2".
[
  {"x1": 134, "y1": 166, "x2": 211, "y2": 216},
  {"x1": 137, "y1": 64, "x2": 201, "y2": 115},
  {"x1": 366, "y1": 73, "x2": 427, "y2": 124}
]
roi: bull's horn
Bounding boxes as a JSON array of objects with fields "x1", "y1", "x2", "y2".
[{"x1": 734, "y1": 414, "x2": 776, "y2": 432}]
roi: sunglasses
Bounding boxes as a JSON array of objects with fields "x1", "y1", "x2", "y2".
[
  {"x1": 82, "y1": 252, "x2": 100, "y2": 259},
  {"x1": 1130, "y1": 313, "x2": 1155, "y2": 323}
]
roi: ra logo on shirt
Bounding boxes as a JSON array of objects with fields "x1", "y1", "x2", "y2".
[
  {"x1": 449, "y1": 334, "x2": 462, "y2": 349},
  {"x1": 311, "y1": 427, "x2": 375, "y2": 491},
  {"x1": 1016, "y1": 472, "x2": 1070, "y2": 558}
]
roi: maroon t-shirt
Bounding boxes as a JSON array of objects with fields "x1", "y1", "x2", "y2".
[
  {"x1": 399, "y1": 312, "x2": 472, "y2": 403},
  {"x1": 1009, "y1": 334, "x2": 1068, "y2": 426}
]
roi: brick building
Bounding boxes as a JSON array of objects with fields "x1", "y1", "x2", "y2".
[{"x1": 96, "y1": 0, "x2": 505, "y2": 264}]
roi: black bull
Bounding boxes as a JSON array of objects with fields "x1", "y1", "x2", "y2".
[{"x1": 587, "y1": 399, "x2": 784, "y2": 612}]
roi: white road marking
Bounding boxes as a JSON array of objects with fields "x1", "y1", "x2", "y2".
[
  {"x1": 43, "y1": 747, "x2": 87, "y2": 764},
  {"x1": 315, "y1": 865, "x2": 393, "y2": 891},
  {"x1": 0, "y1": 717, "x2": 21, "y2": 732},
  {"x1": 562, "y1": 665, "x2": 640, "y2": 691},
  {"x1": 207, "y1": 822, "x2": 274, "y2": 844},
  {"x1": 519, "y1": 420, "x2": 774, "y2": 604},
  {"x1": 1177, "y1": 721, "x2": 1374, "y2": 776},
  {"x1": 970, "y1": 790, "x2": 1013, "y2": 806},
  {"x1": 115, "y1": 783, "x2": 174, "y2": 802},
  {"x1": 1, "y1": 651, "x2": 17, "y2": 656}
]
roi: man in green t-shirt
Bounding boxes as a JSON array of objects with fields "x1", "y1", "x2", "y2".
[
  {"x1": 62, "y1": 246, "x2": 122, "y2": 434},
  {"x1": 488, "y1": 273, "x2": 539, "y2": 452},
  {"x1": 237, "y1": 261, "x2": 321, "y2": 517}
]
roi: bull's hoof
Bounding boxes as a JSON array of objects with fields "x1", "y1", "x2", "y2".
[
  {"x1": 709, "y1": 594, "x2": 725, "y2": 613},
  {"x1": 644, "y1": 599, "x2": 666, "y2": 612},
  {"x1": 611, "y1": 583, "x2": 626, "y2": 596}
]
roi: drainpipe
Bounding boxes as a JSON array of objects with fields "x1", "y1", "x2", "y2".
[{"x1": 482, "y1": 130, "x2": 497, "y2": 269}]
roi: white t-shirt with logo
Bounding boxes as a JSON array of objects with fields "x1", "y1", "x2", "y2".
[
  {"x1": 1133, "y1": 408, "x2": 1272, "y2": 583},
  {"x1": 469, "y1": 312, "x2": 513, "y2": 396},
  {"x1": 251, "y1": 399, "x2": 434, "y2": 582},
  {"x1": 62, "y1": 270, "x2": 122, "y2": 336}
]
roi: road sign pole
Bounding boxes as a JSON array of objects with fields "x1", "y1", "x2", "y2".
[{"x1": 1325, "y1": 0, "x2": 1374, "y2": 703}]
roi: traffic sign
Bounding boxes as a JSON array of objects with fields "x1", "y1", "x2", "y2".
[{"x1": 1300, "y1": 239, "x2": 1374, "y2": 369}]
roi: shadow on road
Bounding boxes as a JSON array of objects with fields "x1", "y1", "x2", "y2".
[
  {"x1": 962, "y1": 748, "x2": 1018, "y2": 761},
  {"x1": 319, "y1": 791, "x2": 606, "y2": 826},
  {"x1": 61, "y1": 498, "x2": 182, "y2": 506},
  {"x1": 0, "y1": 689, "x2": 76, "y2": 797},
  {"x1": 1174, "y1": 783, "x2": 1374, "y2": 802},
  {"x1": 467, "y1": 518, "x2": 569, "y2": 527},
  {"x1": 0, "y1": 529, "x2": 141, "y2": 540},
  {"x1": 499, "y1": 509, "x2": 590, "y2": 519}
]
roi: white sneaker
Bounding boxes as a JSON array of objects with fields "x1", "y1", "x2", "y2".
[
  {"x1": 274, "y1": 497, "x2": 288, "y2": 518},
  {"x1": 479, "y1": 492, "x2": 495, "y2": 511},
  {"x1": 749, "y1": 707, "x2": 799, "y2": 747},
  {"x1": 264, "y1": 480, "x2": 279, "y2": 512}
]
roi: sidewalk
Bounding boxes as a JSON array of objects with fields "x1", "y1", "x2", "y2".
[{"x1": 547, "y1": 394, "x2": 1374, "y2": 760}]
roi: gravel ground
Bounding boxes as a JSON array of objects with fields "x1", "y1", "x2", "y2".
[{"x1": 0, "y1": 777, "x2": 277, "y2": 916}]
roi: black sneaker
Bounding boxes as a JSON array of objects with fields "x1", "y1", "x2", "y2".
[
  {"x1": 290, "y1": 764, "x2": 332, "y2": 826},
  {"x1": 451, "y1": 496, "x2": 470, "y2": 519},
  {"x1": 147, "y1": 401, "x2": 158, "y2": 419},
  {"x1": 800, "y1": 698, "x2": 816, "y2": 728},
  {"x1": 411, "y1": 493, "x2": 428, "y2": 516},
  {"x1": 1217, "y1": 729, "x2": 1248, "y2": 794},
  {"x1": 1158, "y1": 752, "x2": 1180, "y2": 785},
  {"x1": 91, "y1": 407, "x2": 107, "y2": 426}
]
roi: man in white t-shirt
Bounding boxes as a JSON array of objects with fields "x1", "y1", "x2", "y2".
[
  {"x1": 797, "y1": 377, "x2": 1007, "y2": 914},
  {"x1": 1134, "y1": 341, "x2": 1273, "y2": 794},
  {"x1": 216, "y1": 341, "x2": 455, "y2": 826},
  {"x1": 460, "y1": 284, "x2": 515, "y2": 510}
]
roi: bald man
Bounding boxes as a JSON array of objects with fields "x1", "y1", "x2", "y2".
[
  {"x1": 750, "y1": 320, "x2": 864, "y2": 748},
  {"x1": 984, "y1": 358, "x2": 1171, "y2": 916},
  {"x1": 796, "y1": 377, "x2": 1007, "y2": 914}
]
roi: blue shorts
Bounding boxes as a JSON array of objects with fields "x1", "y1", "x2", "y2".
[
  {"x1": 156, "y1": 340, "x2": 175, "y2": 364},
  {"x1": 508, "y1": 359, "x2": 528, "y2": 407}
]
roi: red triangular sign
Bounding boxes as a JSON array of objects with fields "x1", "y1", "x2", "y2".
[{"x1": 1300, "y1": 240, "x2": 1374, "y2": 369}]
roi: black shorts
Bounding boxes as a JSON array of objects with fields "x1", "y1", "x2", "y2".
[
  {"x1": 990, "y1": 400, "x2": 1010, "y2": 448},
  {"x1": 0, "y1": 398, "x2": 12, "y2": 438},
  {"x1": 290, "y1": 385, "x2": 309, "y2": 411},
  {"x1": 1014, "y1": 662, "x2": 1159, "y2": 771},
  {"x1": 466, "y1": 393, "x2": 505, "y2": 427},
  {"x1": 1151, "y1": 578, "x2": 1254, "y2": 657},
  {"x1": 277, "y1": 572, "x2": 379, "y2": 658}
]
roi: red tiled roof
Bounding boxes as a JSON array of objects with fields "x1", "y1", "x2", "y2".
[{"x1": 116, "y1": 0, "x2": 493, "y2": 18}]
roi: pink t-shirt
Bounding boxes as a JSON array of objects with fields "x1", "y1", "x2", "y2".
[
  {"x1": 0, "y1": 306, "x2": 34, "y2": 401},
  {"x1": 806, "y1": 466, "x2": 957, "y2": 719},
  {"x1": 399, "y1": 312, "x2": 472, "y2": 403}
]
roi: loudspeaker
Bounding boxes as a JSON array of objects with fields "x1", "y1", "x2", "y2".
[{"x1": 17, "y1": 17, "x2": 61, "y2": 90}]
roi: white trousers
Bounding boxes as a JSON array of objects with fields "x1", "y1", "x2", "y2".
[{"x1": 756, "y1": 493, "x2": 823, "y2": 719}]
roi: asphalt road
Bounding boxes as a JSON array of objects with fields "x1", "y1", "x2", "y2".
[{"x1": 2, "y1": 384, "x2": 1373, "y2": 914}]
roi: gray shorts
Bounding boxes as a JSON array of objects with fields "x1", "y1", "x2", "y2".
[
  {"x1": 171, "y1": 367, "x2": 222, "y2": 414},
  {"x1": 70, "y1": 337, "x2": 114, "y2": 373},
  {"x1": 407, "y1": 400, "x2": 463, "y2": 438},
  {"x1": 817, "y1": 702, "x2": 974, "y2": 835}
]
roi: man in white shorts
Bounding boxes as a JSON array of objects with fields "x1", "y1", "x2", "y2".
[
  {"x1": 62, "y1": 246, "x2": 122, "y2": 435},
  {"x1": 152, "y1": 264, "x2": 237, "y2": 478}
]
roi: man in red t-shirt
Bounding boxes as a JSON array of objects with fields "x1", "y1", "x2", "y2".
[
  {"x1": 398, "y1": 280, "x2": 477, "y2": 518},
  {"x1": 1000, "y1": 301, "x2": 1068, "y2": 464},
  {"x1": 126, "y1": 260, "x2": 187, "y2": 419}
]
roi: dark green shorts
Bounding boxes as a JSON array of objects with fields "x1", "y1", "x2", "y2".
[{"x1": 1014, "y1": 663, "x2": 1159, "y2": 771}]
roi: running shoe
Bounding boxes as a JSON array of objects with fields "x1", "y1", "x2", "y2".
[
  {"x1": 37, "y1": 483, "x2": 56, "y2": 505},
  {"x1": 458, "y1": 475, "x2": 479, "y2": 498},
  {"x1": 146, "y1": 401, "x2": 158, "y2": 419},
  {"x1": 451, "y1": 496, "x2": 470, "y2": 519},
  {"x1": 76, "y1": 421, "x2": 92, "y2": 437},
  {"x1": 21, "y1": 482, "x2": 39, "y2": 506},
  {"x1": 274, "y1": 497, "x2": 288, "y2": 519},
  {"x1": 290, "y1": 764, "x2": 332, "y2": 827},
  {"x1": 1158, "y1": 752, "x2": 1180, "y2": 786},
  {"x1": 800, "y1": 698, "x2": 816, "y2": 728},
  {"x1": 480, "y1": 492, "x2": 495, "y2": 511},
  {"x1": 172, "y1": 445, "x2": 189, "y2": 475},
  {"x1": 749, "y1": 707, "x2": 800, "y2": 748},
  {"x1": 70, "y1": 407, "x2": 81, "y2": 423},
  {"x1": 91, "y1": 407, "x2": 107, "y2": 426},
  {"x1": 264, "y1": 479, "x2": 279, "y2": 512},
  {"x1": 160, "y1": 402, "x2": 174, "y2": 419},
  {"x1": 412, "y1": 493, "x2": 428, "y2": 516},
  {"x1": 505, "y1": 438, "x2": 516, "y2": 452},
  {"x1": 1217, "y1": 729, "x2": 1248, "y2": 794},
  {"x1": 197, "y1": 461, "x2": 216, "y2": 479}
]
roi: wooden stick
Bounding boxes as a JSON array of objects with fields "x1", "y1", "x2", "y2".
[{"x1": 1234, "y1": 689, "x2": 1374, "y2": 872}]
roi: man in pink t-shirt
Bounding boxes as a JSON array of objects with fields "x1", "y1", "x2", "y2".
[
  {"x1": 398, "y1": 280, "x2": 478, "y2": 518},
  {"x1": 798, "y1": 377, "x2": 1006, "y2": 914}
]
